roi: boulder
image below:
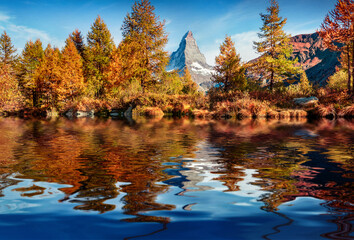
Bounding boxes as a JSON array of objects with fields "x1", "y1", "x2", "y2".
[
  {"x1": 76, "y1": 110, "x2": 94, "y2": 117},
  {"x1": 110, "y1": 109, "x2": 124, "y2": 117},
  {"x1": 65, "y1": 109, "x2": 94, "y2": 118},
  {"x1": 293, "y1": 97, "x2": 319, "y2": 106}
]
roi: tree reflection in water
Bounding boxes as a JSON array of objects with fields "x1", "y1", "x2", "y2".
[{"x1": 0, "y1": 117, "x2": 352, "y2": 239}]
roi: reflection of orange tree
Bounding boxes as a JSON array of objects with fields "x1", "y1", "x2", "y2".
[
  {"x1": 0, "y1": 118, "x2": 24, "y2": 172},
  {"x1": 4, "y1": 118, "x2": 204, "y2": 218}
]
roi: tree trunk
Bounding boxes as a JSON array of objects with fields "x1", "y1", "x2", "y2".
[
  {"x1": 270, "y1": 71, "x2": 274, "y2": 91},
  {"x1": 33, "y1": 90, "x2": 38, "y2": 108},
  {"x1": 347, "y1": 44, "x2": 351, "y2": 94},
  {"x1": 352, "y1": 40, "x2": 354, "y2": 95}
]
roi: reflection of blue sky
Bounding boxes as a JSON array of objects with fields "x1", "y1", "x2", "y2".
[{"x1": 0, "y1": 0, "x2": 336, "y2": 63}]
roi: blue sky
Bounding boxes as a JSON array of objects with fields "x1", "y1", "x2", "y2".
[{"x1": 0, "y1": 0, "x2": 336, "y2": 65}]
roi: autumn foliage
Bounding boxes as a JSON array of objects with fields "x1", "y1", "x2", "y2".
[
  {"x1": 0, "y1": 0, "x2": 352, "y2": 116},
  {"x1": 319, "y1": 0, "x2": 354, "y2": 93}
]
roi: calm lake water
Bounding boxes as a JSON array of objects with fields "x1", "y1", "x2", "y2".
[{"x1": 0, "y1": 117, "x2": 353, "y2": 240}]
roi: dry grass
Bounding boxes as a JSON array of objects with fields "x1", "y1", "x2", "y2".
[
  {"x1": 192, "y1": 109, "x2": 212, "y2": 119},
  {"x1": 133, "y1": 106, "x2": 164, "y2": 118},
  {"x1": 316, "y1": 104, "x2": 336, "y2": 118},
  {"x1": 212, "y1": 97, "x2": 270, "y2": 119},
  {"x1": 267, "y1": 109, "x2": 279, "y2": 119},
  {"x1": 338, "y1": 105, "x2": 354, "y2": 118},
  {"x1": 279, "y1": 110, "x2": 291, "y2": 119},
  {"x1": 237, "y1": 109, "x2": 253, "y2": 119},
  {"x1": 294, "y1": 110, "x2": 308, "y2": 118}
]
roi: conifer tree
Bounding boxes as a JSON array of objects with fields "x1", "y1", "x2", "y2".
[
  {"x1": 60, "y1": 38, "x2": 85, "y2": 101},
  {"x1": 253, "y1": 0, "x2": 300, "y2": 90},
  {"x1": 33, "y1": 44, "x2": 61, "y2": 107},
  {"x1": 319, "y1": 0, "x2": 354, "y2": 93},
  {"x1": 121, "y1": 0, "x2": 168, "y2": 93},
  {"x1": 213, "y1": 36, "x2": 247, "y2": 92},
  {"x1": 85, "y1": 15, "x2": 115, "y2": 98},
  {"x1": 182, "y1": 67, "x2": 199, "y2": 95},
  {"x1": 0, "y1": 63, "x2": 22, "y2": 111},
  {"x1": 105, "y1": 45, "x2": 124, "y2": 95},
  {"x1": 0, "y1": 31, "x2": 17, "y2": 66},
  {"x1": 17, "y1": 39, "x2": 44, "y2": 107},
  {"x1": 299, "y1": 71, "x2": 312, "y2": 95},
  {"x1": 70, "y1": 29, "x2": 85, "y2": 57}
]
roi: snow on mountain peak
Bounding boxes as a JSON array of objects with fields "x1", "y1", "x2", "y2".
[{"x1": 167, "y1": 31, "x2": 214, "y2": 91}]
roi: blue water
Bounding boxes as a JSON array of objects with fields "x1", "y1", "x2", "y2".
[{"x1": 0, "y1": 117, "x2": 352, "y2": 239}]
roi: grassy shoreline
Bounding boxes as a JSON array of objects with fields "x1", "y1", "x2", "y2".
[{"x1": 1, "y1": 91, "x2": 353, "y2": 120}]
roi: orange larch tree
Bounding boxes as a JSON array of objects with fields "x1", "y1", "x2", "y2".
[
  {"x1": 60, "y1": 38, "x2": 85, "y2": 102},
  {"x1": 213, "y1": 36, "x2": 247, "y2": 92}
]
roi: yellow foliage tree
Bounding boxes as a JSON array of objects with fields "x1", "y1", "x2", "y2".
[
  {"x1": 33, "y1": 45, "x2": 61, "y2": 108},
  {"x1": 60, "y1": 38, "x2": 85, "y2": 101}
]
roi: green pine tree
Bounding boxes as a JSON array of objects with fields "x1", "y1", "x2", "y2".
[
  {"x1": 85, "y1": 15, "x2": 115, "y2": 98},
  {"x1": 253, "y1": 0, "x2": 300, "y2": 90}
]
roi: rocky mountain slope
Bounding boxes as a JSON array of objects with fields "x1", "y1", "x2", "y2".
[
  {"x1": 168, "y1": 31, "x2": 340, "y2": 91},
  {"x1": 290, "y1": 32, "x2": 340, "y2": 86},
  {"x1": 167, "y1": 31, "x2": 214, "y2": 91}
]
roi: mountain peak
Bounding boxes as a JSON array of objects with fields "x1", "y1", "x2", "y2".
[
  {"x1": 186, "y1": 30, "x2": 194, "y2": 39},
  {"x1": 167, "y1": 31, "x2": 214, "y2": 91}
]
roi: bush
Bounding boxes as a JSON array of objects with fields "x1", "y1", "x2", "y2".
[{"x1": 327, "y1": 70, "x2": 348, "y2": 91}]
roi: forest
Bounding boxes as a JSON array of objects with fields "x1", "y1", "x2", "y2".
[{"x1": 0, "y1": 0, "x2": 353, "y2": 119}]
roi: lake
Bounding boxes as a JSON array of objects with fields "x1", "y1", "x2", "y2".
[{"x1": 0, "y1": 117, "x2": 353, "y2": 240}]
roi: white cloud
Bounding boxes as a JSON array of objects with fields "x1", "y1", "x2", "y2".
[
  {"x1": 0, "y1": 12, "x2": 11, "y2": 22},
  {"x1": 202, "y1": 31, "x2": 260, "y2": 66},
  {"x1": 231, "y1": 31, "x2": 260, "y2": 62},
  {"x1": 8, "y1": 24, "x2": 52, "y2": 42},
  {"x1": 0, "y1": 12, "x2": 62, "y2": 50},
  {"x1": 203, "y1": 47, "x2": 219, "y2": 66},
  {"x1": 165, "y1": 19, "x2": 172, "y2": 26}
]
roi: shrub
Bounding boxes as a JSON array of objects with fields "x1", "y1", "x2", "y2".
[
  {"x1": 338, "y1": 105, "x2": 354, "y2": 118},
  {"x1": 327, "y1": 70, "x2": 347, "y2": 91},
  {"x1": 315, "y1": 104, "x2": 336, "y2": 118}
]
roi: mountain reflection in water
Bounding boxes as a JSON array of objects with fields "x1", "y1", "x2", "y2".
[{"x1": 0, "y1": 117, "x2": 352, "y2": 240}]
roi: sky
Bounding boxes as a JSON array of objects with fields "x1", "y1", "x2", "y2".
[{"x1": 0, "y1": 0, "x2": 337, "y2": 65}]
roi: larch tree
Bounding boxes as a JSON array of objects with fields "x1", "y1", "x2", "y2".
[
  {"x1": 121, "y1": 0, "x2": 169, "y2": 93},
  {"x1": 0, "y1": 63, "x2": 22, "y2": 111},
  {"x1": 70, "y1": 29, "x2": 85, "y2": 58},
  {"x1": 213, "y1": 36, "x2": 247, "y2": 92},
  {"x1": 85, "y1": 15, "x2": 115, "y2": 98},
  {"x1": 0, "y1": 31, "x2": 17, "y2": 66},
  {"x1": 0, "y1": 31, "x2": 21, "y2": 110},
  {"x1": 17, "y1": 39, "x2": 44, "y2": 107},
  {"x1": 105, "y1": 44, "x2": 125, "y2": 96},
  {"x1": 182, "y1": 67, "x2": 199, "y2": 95},
  {"x1": 253, "y1": 0, "x2": 300, "y2": 91},
  {"x1": 60, "y1": 38, "x2": 85, "y2": 102},
  {"x1": 299, "y1": 71, "x2": 312, "y2": 95},
  {"x1": 33, "y1": 44, "x2": 61, "y2": 107},
  {"x1": 319, "y1": 0, "x2": 354, "y2": 94}
]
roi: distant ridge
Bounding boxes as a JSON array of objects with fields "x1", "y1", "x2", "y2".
[
  {"x1": 167, "y1": 31, "x2": 214, "y2": 91},
  {"x1": 290, "y1": 32, "x2": 340, "y2": 86}
]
